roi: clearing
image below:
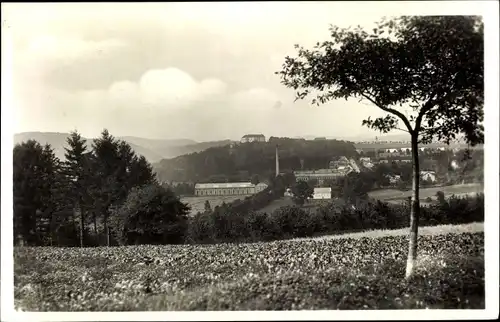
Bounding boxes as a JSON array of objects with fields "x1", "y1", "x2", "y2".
[
  {"x1": 368, "y1": 183, "x2": 483, "y2": 204},
  {"x1": 14, "y1": 222, "x2": 484, "y2": 311},
  {"x1": 256, "y1": 197, "x2": 332, "y2": 214}
]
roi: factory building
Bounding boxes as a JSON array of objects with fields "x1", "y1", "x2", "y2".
[
  {"x1": 294, "y1": 168, "x2": 351, "y2": 185},
  {"x1": 194, "y1": 182, "x2": 268, "y2": 196}
]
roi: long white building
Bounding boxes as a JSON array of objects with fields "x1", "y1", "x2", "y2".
[{"x1": 194, "y1": 182, "x2": 268, "y2": 196}]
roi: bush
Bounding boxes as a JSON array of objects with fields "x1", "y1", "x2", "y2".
[{"x1": 109, "y1": 184, "x2": 189, "y2": 245}]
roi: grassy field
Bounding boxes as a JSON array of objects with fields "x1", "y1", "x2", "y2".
[
  {"x1": 14, "y1": 223, "x2": 484, "y2": 311},
  {"x1": 256, "y1": 197, "x2": 333, "y2": 214},
  {"x1": 368, "y1": 183, "x2": 483, "y2": 204},
  {"x1": 181, "y1": 195, "x2": 247, "y2": 215}
]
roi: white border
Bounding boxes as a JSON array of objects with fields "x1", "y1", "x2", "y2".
[{"x1": 1, "y1": 1, "x2": 499, "y2": 321}]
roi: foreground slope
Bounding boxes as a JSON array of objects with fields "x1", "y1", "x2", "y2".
[{"x1": 14, "y1": 223, "x2": 484, "y2": 311}]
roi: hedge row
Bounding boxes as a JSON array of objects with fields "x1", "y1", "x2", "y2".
[{"x1": 184, "y1": 194, "x2": 484, "y2": 244}]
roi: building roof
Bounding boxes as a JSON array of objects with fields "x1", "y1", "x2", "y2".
[
  {"x1": 242, "y1": 134, "x2": 265, "y2": 138},
  {"x1": 195, "y1": 182, "x2": 254, "y2": 189},
  {"x1": 295, "y1": 168, "x2": 348, "y2": 175},
  {"x1": 314, "y1": 187, "x2": 332, "y2": 193}
]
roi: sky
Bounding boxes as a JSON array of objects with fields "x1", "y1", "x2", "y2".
[{"x1": 1, "y1": 1, "x2": 493, "y2": 142}]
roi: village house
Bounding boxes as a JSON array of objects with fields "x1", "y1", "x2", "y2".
[
  {"x1": 421, "y1": 170, "x2": 437, "y2": 182},
  {"x1": 313, "y1": 187, "x2": 332, "y2": 200},
  {"x1": 329, "y1": 156, "x2": 350, "y2": 169},
  {"x1": 385, "y1": 174, "x2": 402, "y2": 185},
  {"x1": 284, "y1": 187, "x2": 294, "y2": 197},
  {"x1": 362, "y1": 161, "x2": 375, "y2": 169}
]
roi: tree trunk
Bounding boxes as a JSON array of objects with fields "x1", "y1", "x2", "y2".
[
  {"x1": 406, "y1": 134, "x2": 421, "y2": 279},
  {"x1": 79, "y1": 204, "x2": 85, "y2": 248},
  {"x1": 93, "y1": 214, "x2": 98, "y2": 236},
  {"x1": 104, "y1": 219, "x2": 110, "y2": 247}
]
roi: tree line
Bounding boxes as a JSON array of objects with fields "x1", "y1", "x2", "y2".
[
  {"x1": 13, "y1": 129, "x2": 189, "y2": 247},
  {"x1": 186, "y1": 192, "x2": 484, "y2": 244}
]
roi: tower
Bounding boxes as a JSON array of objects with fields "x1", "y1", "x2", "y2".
[{"x1": 275, "y1": 145, "x2": 280, "y2": 177}]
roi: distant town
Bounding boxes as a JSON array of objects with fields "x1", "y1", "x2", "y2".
[{"x1": 154, "y1": 132, "x2": 484, "y2": 215}]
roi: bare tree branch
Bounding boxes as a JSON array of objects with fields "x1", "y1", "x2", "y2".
[
  {"x1": 415, "y1": 90, "x2": 439, "y2": 132},
  {"x1": 360, "y1": 93, "x2": 414, "y2": 133},
  {"x1": 395, "y1": 127, "x2": 411, "y2": 134}
]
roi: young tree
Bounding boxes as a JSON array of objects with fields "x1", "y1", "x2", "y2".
[
  {"x1": 292, "y1": 181, "x2": 314, "y2": 206},
  {"x1": 436, "y1": 191, "x2": 446, "y2": 205},
  {"x1": 307, "y1": 178, "x2": 319, "y2": 188},
  {"x1": 251, "y1": 174, "x2": 260, "y2": 185},
  {"x1": 277, "y1": 16, "x2": 483, "y2": 278},
  {"x1": 204, "y1": 200, "x2": 212, "y2": 213}
]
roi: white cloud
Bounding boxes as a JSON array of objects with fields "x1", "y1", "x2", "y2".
[
  {"x1": 106, "y1": 67, "x2": 229, "y2": 110},
  {"x1": 199, "y1": 78, "x2": 227, "y2": 98}
]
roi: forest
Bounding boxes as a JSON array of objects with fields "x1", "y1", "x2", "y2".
[{"x1": 154, "y1": 137, "x2": 358, "y2": 183}]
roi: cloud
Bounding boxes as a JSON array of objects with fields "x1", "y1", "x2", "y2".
[
  {"x1": 106, "y1": 67, "x2": 229, "y2": 111},
  {"x1": 13, "y1": 62, "x2": 395, "y2": 142},
  {"x1": 10, "y1": 2, "x2": 446, "y2": 142}
]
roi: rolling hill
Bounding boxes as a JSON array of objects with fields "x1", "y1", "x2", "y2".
[
  {"x1": 154, "y1": 138, "x2": 358, "y2": 183},
  {"x1": 13, "y1": 132, "x2": 233, "y2": 163}
]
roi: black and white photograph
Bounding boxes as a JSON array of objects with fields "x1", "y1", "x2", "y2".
[{"x1": 1, "y1": 1, "x2": 498, "y2": 320}]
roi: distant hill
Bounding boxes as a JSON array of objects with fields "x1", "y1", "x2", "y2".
[
  {"x1": 160, "y1": 140, "x2": 235, "y2": 159},
  {"x1": 13, "y1": 132, "x2": 232, "y2": 163},
  {"x1": 154, "y1": 138, "x2": 358, "y2": 183}
]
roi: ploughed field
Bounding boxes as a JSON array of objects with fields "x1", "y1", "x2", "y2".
[{"x1": 14, "y1": 223, "x2": 484, "y2": 311}]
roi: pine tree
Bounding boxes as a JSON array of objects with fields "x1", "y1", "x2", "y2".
[
  {"x1": 13, "y1": 140, "x2": 62, "y2": 245},
  {"x1": 63, "y1": 131, "x2": 92, "y2": 247},
  {"x1": 115, "y1": 140, "x2": 137, "y2": 201},
  {"x1": 129, "y1": 155, "x2": 157, "y2": 188},
  {"x1": 91, "y1": 129, "x2": 121, "y2": 246}
]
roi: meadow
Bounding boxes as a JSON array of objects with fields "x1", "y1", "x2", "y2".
[
  {"x1": 14, "y1": 223, "x2": 484, "y2": 311},
  {"x1": 368, "y1": 183, "x2": 484, "y2": 204}
]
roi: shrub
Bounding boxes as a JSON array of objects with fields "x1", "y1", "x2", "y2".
[{"x1": 109, "y1": 184, "x2": 189, "y2": 245}]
